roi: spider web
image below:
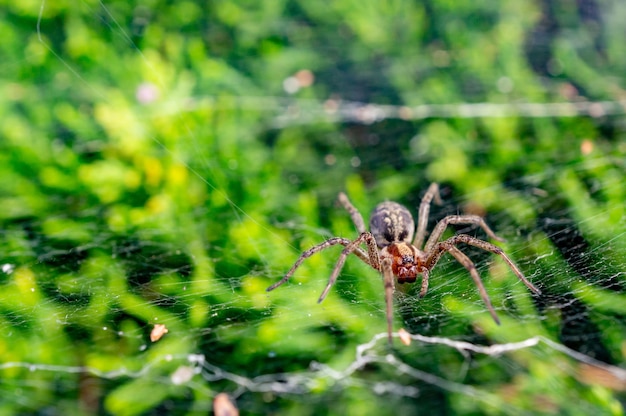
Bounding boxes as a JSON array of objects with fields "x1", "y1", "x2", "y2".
[{"x1": 1, "y1": 0, "x2": 625, "y2": 414}]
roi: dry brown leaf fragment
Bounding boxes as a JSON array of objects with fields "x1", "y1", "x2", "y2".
[
  {"x1": 150, "y1": 324, "x2": 168, "y2": 342},
  {"x1": 213, "y1": 393, "x2": 239, "y2": 416},
  {"x1": 398, "y1": 328, "x2": 412, "y2": 346}
]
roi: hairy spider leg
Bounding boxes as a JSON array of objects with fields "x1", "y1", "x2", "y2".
[
  {"x1": 419, "y1": 268, "x2": 430, "y2": 298},
  {"x1": 427, "y1": 234, "x2": 541, "y2": 294},
  {"x1": 340, "y1": 191, "x2": 399, "y2": 344},
  {"x1": 266, "y1": 237, "x2": 370, "y2": 292},
  {"x1": 413, "y1": 183, "x2": 442, "y2": 250},
  {"x1": 317, "y1": 232, "x2": 380, "y2": 302},
  {"x1": 423, "y1": 215, "x2": 506, "y2": 254},
  {"x1": 447, "y1": 246, "x2": 501, "y2": 324},
  {"x1": 339, "y1": 192, "x2": 398, "y2": 344},
  {"x1": 421, "y1": 234, "x2": 541, "y2": 323},
  {"x1": 338, "y1": 192, "x2": 381, "y2": 274},
  {"x1": 338, "y1": 192, "x2": 367, "y2": 234},
  {"x1": 381, "y1": 257, "x2": 395, "y2": 344}
]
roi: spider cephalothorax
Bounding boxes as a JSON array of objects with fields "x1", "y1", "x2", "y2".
[
  {"x1": 267, "y1": 183, "x2": 541, "y2": 344},
  {"x1": 383, "y1": 242, "x2": 423, "y2": 283}
]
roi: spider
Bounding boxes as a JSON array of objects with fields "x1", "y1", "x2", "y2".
[{"x1": 267, "y1": 183, "x2": 541, "y2": 344}]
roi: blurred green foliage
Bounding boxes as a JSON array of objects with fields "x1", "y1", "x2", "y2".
[{"x1": 1, "y1": 0, "x2": 626, "y2": 414}]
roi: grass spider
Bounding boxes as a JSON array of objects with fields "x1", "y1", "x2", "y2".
[{"x1": 267, "y1": 183, "x2": 541, "y2": 344}]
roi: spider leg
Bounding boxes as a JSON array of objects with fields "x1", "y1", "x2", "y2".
[
  {"x1": 338, "y1": 192, "x2": 367, "y2": 234},
  {"x1": 318, "y1": 232, "x2": 380, "y2": 302},
  {"x1": 413, "y1": 183, "x2": 442, "y2": 250},
  {"x1": 266, "y1": 237, "x2": 370, "y2": 292},
  {"x1": 337, "y1": 192, "x2": 380, "y2": 269},
  {"x1": 424, "y1": 215, "x2": 506, "y2": 254},
  {"x1": 447, "y1": 246, "x2": 501, "y2": 324},
  {"x1": 425, "y1": 234, "x2": 541, "y2": 294},
  {"x1": 419, "y1": 268, "x2": 430, "y2": 298},
  {"x1": 381, "y1": 257, "x2": 395, "y2": 345}
]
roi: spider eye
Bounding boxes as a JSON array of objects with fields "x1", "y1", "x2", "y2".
[{"x1": 401, "y1": 255, "x2": 414, "y2": 264}]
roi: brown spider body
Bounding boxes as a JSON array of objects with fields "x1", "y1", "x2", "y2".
[
  {"x1": 383, "y1": 242, "x2": 423, "y2": 283},
  {"x1": 370, "y1": 201, "x2": 423, "y2": 282},
  {"x1": 267, "y1": 183, "x2": 541, "y2": 345}
]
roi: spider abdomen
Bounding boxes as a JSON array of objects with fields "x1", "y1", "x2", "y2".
[{"x1": 369, "y1": 201, "x2": 415, "y2": 247}]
